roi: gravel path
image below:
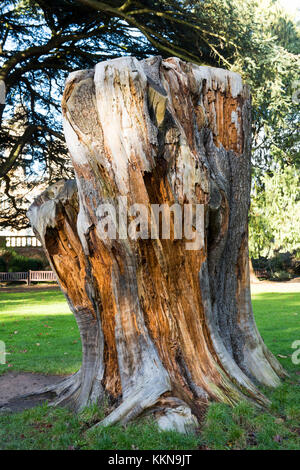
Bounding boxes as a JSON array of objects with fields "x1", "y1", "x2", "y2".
[{"x1": 251, "y1": 280, "x2": 300, "y2": 294}]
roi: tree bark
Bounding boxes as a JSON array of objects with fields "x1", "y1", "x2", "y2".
[{"x1": 27, "y1": 56, "x2": 286, "y2": 433}]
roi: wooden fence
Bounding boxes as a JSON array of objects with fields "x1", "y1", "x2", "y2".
[{"x1": 0, "y1": 270, "x2": 57, "y2": 285}]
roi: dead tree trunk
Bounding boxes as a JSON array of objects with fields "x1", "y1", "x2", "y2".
[{"x1": 27, "y1": 57, "x2": 286, "y2": 433}]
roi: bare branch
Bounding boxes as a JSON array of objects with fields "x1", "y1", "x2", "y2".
[{"x1": 0, "y1": 124, "x2": 37, "y2": 178}]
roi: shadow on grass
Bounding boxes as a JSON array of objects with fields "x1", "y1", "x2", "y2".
[{"x1": 0, "y1": 312, "x2": 81, "y2": 375}]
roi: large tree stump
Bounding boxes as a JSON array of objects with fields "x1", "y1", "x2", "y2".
[{"x1": 27, "y1": 56, "x2": 286, "y2": 432}]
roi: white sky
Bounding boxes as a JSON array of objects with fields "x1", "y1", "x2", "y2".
[{"x1": 279, "y1": 0, "x2": 300, "y2": 19}]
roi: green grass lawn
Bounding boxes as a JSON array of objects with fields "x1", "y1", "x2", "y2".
[
  {"x1": 0, "y1": 289, "x2": 299, "y2": 450},
  {"x1": 0, "y1": 290, "x2": 81, "y2": 375},
  {"x1": 252, "y1": 292, "x2": 300, "y2": 374}
]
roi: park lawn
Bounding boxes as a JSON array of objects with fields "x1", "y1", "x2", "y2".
[
  {"x1": 0, "y1": 290, "x2": 81, "y2": 375},
  {"x1": 252, "y1": 292, "x2": 300, "y2": 374},
  {"x1": 0, "y1": 289, "x2": 299, "y2": 450}
]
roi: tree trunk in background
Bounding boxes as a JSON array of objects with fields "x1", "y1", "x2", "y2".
[
  {"x1": 249, "y1": 258, "x2": 259, "y2": 283},
  {"x1": 27, "y1": 56, "x2": 286, "y2": 433}
]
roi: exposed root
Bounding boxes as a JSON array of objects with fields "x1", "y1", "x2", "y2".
[
  {"x1": 0, "y1": 372, "x2": 81, "y2": 411},
  {"x1": 93, "y1": 372, "x2": 171, "y2": 428},
  {"x1": 155, "y1": 405, "x2": 198, "y2": 434},
  {"x1": 147, "y1": 397, "x2": 200, "y2": 434},
  {"x1": 90, "y1": 390, "x2": 199, "y2": 434}
]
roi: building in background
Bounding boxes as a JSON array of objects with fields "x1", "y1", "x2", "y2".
[
  {"x1": 0, "y1": 105, "x2": 47, "y2": 259},
  {"x1": 0, "y1": 167, "x2": 46, "y2": 251}
]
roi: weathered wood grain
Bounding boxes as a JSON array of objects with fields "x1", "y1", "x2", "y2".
[{"x1": 27, "y1": 56, "x2": 287, "y2": 433}]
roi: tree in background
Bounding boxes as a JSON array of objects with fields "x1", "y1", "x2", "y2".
[
  {"x1": 249, "y1": 166, "x2": 300, "y2": 259},
  {"x1": 0, "y1": 0, "x2": 299, "y2": 231}
]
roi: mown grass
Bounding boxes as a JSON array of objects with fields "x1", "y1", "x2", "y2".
[
  {"x1": 0, "y1": 290, "x2": 81, "y2": 375},
  {"x1": 0, "y1": 289, "x2": 299, "y2": 450},
  {"x1": 251, "y1": 292, "x2": 300, "y2": 374},
  {"x1": 0, "y1": 403, "x2": 200, "y2": 450}
]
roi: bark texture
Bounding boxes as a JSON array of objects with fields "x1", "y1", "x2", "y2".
[{"x1": 27, "y1": 56, "x2": 287, "y2": 433}]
